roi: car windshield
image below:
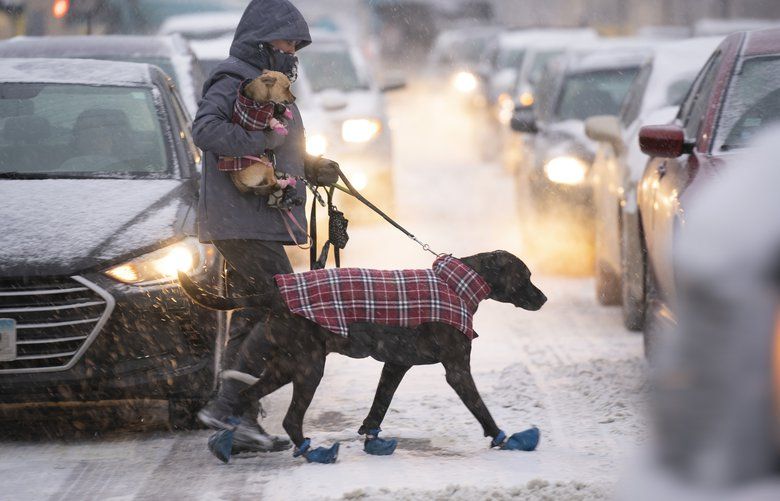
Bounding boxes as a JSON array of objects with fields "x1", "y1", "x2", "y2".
[
  {"x1": 497, "y1": 48, "x2": 526, "y2": 70},
  {"x1": 434, "y1": 36, "x2": 492, "y2": 66},
  {"x1": 716, "y1": 56, "x2": 780, "y2": 151},
  {"x1": 298, "y1": 45, "x2": 369, "y2": 93},
  {"x1": 0, "y1": 83, "x2": 170, "y2": 178},
  {"x1": 555, "y1": 67, "x2": 640, "y2": 121},
  {"x1": 527, "y1": 50, "x2": 564, "y2": 86}
]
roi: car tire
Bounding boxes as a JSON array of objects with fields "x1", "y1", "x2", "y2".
[
  {"x1": 621, "y1": 210, "x2": 646, "y2": 331},
  {"x1": 595, "y1": 259, "x2": 621, "y2": 305}
]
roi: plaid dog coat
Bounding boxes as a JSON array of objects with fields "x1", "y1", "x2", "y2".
[
  {"x1": 274, "y1": 255, "x2": 491, "y2": 340},
  {"x1": 218, "y1": 79, "x2": 286, "y2": 172}
]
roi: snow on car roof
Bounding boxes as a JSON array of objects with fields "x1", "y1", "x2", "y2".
[
  {"x1": 158, "y1": 11, "x2": 243, "y2": 37},
  {"x1": 641, "y1": 36, "x2": 724, "y2": 114},
  {"x1": 498, "y1": 28, "x2": 598, "y2": 48},
  {"x1": 0, "y1": 58, "x2": 154, "y2": 86},
  {"x1": 0, "y1": 35, "x2": 190, "y2": 58},
  {"x1": 693, "y1": 18, "x2": 780, "y2": 37},
  {"x1": 567, "y1": 47, "x2": 652, "y2": 73},
  {"x1": 189, "y1": 36, "x2": 232, "y2": 62}
]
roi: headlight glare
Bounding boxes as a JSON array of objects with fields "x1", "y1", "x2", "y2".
[
  {"x1": 105, "y1": 238, "x2": 206, "y2": 285},
  {"x1": 543, "y1": 156, "x2": 588, "y2": 185},
  {"x1": 306, "y1": 133, "x2": 328, "y2": 156},
  {"x1": 342, "y1": 118, "x2": 381, "y2": 143},
  {"x1": 452, "y1": 71, "x2": 478, "y2": 93}
]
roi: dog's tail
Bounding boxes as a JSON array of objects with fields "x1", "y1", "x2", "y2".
[{"x1": 178, "y1": 272, "x2": 267, "y2": 311}]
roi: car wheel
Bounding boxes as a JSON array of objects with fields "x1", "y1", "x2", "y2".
[
  {"x1": 621, "y1": 210, "x2": 646, "y2": 331},
  {"x1": 595, "y1": 259, "x2": 621, "y2": 305}
]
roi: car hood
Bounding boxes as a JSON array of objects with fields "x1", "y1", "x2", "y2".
[{"x1": 0, "y1": 179, "x2": 194, "y2": 277}]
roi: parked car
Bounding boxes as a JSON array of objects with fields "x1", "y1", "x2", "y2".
[
  {"x1": 158, "y1": 11, "x2": 242, "y2": 40},
  {"x1": 625, "y1": 129, "x2": 780, "y2": 498},
  {"x1": 510, "y1": 47, "x2": 649, "y2": 271},
  {"x1": 585, "y1": 37, "x2": 722, "y2": 315},
  {"x1": 0, "y1": 35, "x2": 205, "y2": 117},
  {"x1": 0, "y1": 58, "x2": 224, "y2": 428},
  {"x1": 637, "y1": 28, "x2": 780, "y2": 352},
  {"x1": 427, "y1": 25, "x2": 499, "y2": 99}
]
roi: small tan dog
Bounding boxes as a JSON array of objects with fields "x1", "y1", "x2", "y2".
[{"x1": 224, "y1": 70, "x2": 297, "y2": 195}]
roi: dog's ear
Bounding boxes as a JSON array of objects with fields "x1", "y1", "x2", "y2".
[{"x1": 260, "y1": 74, "x2": 278, "y2": 87}]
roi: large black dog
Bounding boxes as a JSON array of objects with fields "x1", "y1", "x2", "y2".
[{"x1": 179, "y1": 250, "x2": 547, "y2": 463}]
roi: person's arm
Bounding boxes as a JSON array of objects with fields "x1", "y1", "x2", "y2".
[{"x1": 192, "y1": 74, "x2": 283, "y2": 157}]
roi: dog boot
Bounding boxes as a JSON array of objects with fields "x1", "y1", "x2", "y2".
[
  {"x1": 363, "y1": 428, "x2": 397, "y2": 456},
  {"x1": 492, "y1": 427, "x2": 540, "y2": 451},
  {"x1": 293, "y1": 438, "x2": 340, "y2": 464},
  {"x1": 207, "y1": 417, "x2": 240, "y2": 464}
]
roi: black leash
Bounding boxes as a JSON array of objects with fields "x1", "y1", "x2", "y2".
[{"x1": 308, "y1": 166, "x2": 440, "y2": 270}]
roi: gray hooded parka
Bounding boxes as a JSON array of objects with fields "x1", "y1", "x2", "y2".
[{"x1": 193, "y1": 0, "x2": 311, "y2": 244}]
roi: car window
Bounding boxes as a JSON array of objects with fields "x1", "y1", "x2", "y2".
[
  {"x1": 554, "y1": 67, "x2": 640, "y2": 122},
  {"x1": 0, "y1": 83, "x2": 170, "y2": 177},
  {"x1": 620, "y1": 63, "x2": 652, "y2": 126},
  {"x1": 715, "y1": 56, "x2": 780, "y2": 151},
  {"x1": 527, "y1": 50, "x2": 564, "y2": 86},
  {"x1": 497, "y1": 48, "x2": 526, "y2": 70},
  {"x1": 168, "y1": 83, "x2": 200, "y2": 172},
  {"x1": 297, "y1": 45, "x2": 369, "y2": 93},
  {"x1": 679, "y1": 50, "x2": 722, "y2": 140}
]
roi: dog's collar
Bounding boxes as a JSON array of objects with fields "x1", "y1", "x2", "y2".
[{"x1": 432, "y1": 255, "x2": 491, "y2": 312}]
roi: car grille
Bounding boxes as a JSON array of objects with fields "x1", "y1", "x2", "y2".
[{"x1": 0, "y1": 276, "x2": 114, "y2": 374}]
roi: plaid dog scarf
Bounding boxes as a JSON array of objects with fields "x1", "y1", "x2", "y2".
[
  {"x1": 218, "y1": 79, "x2": 282, "y2": 172},
  {"x1": 274, "y1": 255, "x2": 491, "y2": 340}
]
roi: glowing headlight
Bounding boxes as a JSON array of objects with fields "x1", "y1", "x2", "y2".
[
  {"x1": 105, "y1": 238, "x2": 207, "y2": 285},
  {"x1": 518, "y1": 91, "x2": 534, "y2": 107},
  {"x1": 338, "y1": 164, "x2": 369, "y2": 190},
  {"x1": 306, "y1": 133, "x2": 328, "y2": 156},
  {"x1": 497, "y1": 92, "x2": 516, "y2": 125},
  {"x1": 342, "y1": 118, "x2": 381, "y2": 143},
  {"x1": 543, "y1": 156, "x2": 588, "y2": 185},
  {"x1": 452, "y1": 71, "x2": 478, "y2": 94}
]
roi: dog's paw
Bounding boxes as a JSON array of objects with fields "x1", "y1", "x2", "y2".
[
  {"x1": 304, "y1": 443, "x2": 340, "y2": 464},
  {"x1": 208, "y1": 429, "x2": 235, "y2": 463},
  {"x1": 500, "y1": 427, "x2": 540, "y2": 451},
  {"x1": 364, "y1": 436, "x2": 397, "y2": 456}
]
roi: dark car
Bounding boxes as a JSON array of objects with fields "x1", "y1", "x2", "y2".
[
  {"x1": 0, "y1": 58, "x2": 225, "y2": 427},
  {"x1": 510, "y1": 47, "x2": 648, "y2": 272},
  {"x1": 0, "y1": 35, "x2": 205, "y2": 116},
  {"x1": 637, "y1": 28, "x2": 780, "y2": 354}
]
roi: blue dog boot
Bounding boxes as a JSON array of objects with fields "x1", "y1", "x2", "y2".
[
  {"x1": 207, "y1": 417, "x2": 240, "y2": 464},
  {"x1": 293, "y1": 438, "x2": 340, "y2": 464},
  {"x1": 363, "y1": 428, "x2": 397, "y2": 456},
  {"x1": 502, "y1": 427, "x2": 540, "y2": 451}
]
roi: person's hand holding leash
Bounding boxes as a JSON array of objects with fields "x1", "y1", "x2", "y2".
[{"x1": 304, "y1": 155, "x2": 340, "y2": 186}]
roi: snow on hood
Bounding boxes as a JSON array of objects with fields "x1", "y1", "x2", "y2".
[{"x1": 0, "y1": 180, "x2": 188, "y2": 277}]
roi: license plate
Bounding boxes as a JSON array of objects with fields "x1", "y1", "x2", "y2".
[{"x1": 0, "y1": 318, "x2": 16, "y2": 362}]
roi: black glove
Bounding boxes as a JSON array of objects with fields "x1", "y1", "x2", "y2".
[{"x1": 304, "y1": 156, "x2": 340, "y2": 186}]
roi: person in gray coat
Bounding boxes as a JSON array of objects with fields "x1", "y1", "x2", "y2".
[{"x1": 192, "y1": 0, "x2": 339, "y2": 453}]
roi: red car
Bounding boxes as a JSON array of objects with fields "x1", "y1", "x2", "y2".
[{"x1": 637, "y1": 28, "x2": 780, "y2": 354}]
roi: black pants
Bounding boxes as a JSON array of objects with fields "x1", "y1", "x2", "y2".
[{"x1": 213, "y1": 239, "x2": 293, "y2": 416}]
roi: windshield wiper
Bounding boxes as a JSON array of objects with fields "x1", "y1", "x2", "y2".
[{"x1": 0, "y1": 171, "x2": 93, "y2": 179}]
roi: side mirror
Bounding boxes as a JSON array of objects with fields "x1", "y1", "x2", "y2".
[
  {"x1": 639, "y1": 124, "x2": 691, "y2": 158},
  {"x1": 585, "y1": 115, "x2": 625, "y2": 155},
  {"x1": 381, "y1": 80, "x2": 407, "y2": 93},
  {"x1": 510, "y1": 108, "x2": 538, "y2": 134}
]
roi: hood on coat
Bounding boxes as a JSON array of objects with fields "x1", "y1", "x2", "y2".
[{"x1": 230, "y1": 0, "x2": 311, "y2": 69}]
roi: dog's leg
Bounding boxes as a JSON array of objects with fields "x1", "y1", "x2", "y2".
[
  {"x1": 442, "y1": 359, "x2": 502, "y2": 441},
  {"x1": 359, "y1": 363, "x2": 411, "y2": 434},
  {"x1": 357, "y1": 363, "x2": 410, "y2": 456}
]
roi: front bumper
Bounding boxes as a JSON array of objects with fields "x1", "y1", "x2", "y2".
[
  {"x1": 520, "y1": 168, "x2": 594, "y2": 224},
  {"x1": 0, "y1": 272, "x2": 219, "y2": 405}
]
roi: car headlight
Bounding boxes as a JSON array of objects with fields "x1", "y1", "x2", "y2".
[
  {"x1": 518, "y1": 91, "x2": 534, "y2": 107},
  {"x1": 105, "y1": 238, "x2": 209, "y2": 285},
  {"x1": 497, "y1": 92, "x2": 516, "y2": 125},
  {"x1": 543, "y1": 156, "x2": 589, "y2": 185},
  {"x1": 338, "y1": 164, "x2": 369, "y2": 191},
  {"x1": 306, "y1": 133, "x2": 328, "y2": 156},
  {"x1": 452, "y1": 71, "x2": 478, "y2": 94},
  {"x1": 342, "y1": 118, "x2": 381, "y2": 143}
]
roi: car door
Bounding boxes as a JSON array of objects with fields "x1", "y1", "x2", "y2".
[{"x1": 643, "y1": 50, "x2": 724, "y2": 297}]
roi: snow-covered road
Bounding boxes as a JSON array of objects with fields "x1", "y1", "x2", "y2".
[{"x1": 0, "y1": 85, "x2": 646, "y2": 501}]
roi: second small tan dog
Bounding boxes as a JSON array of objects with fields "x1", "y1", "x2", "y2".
[{"x1": 230, "y1": 70, "x2": 296, "y2": 195}]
